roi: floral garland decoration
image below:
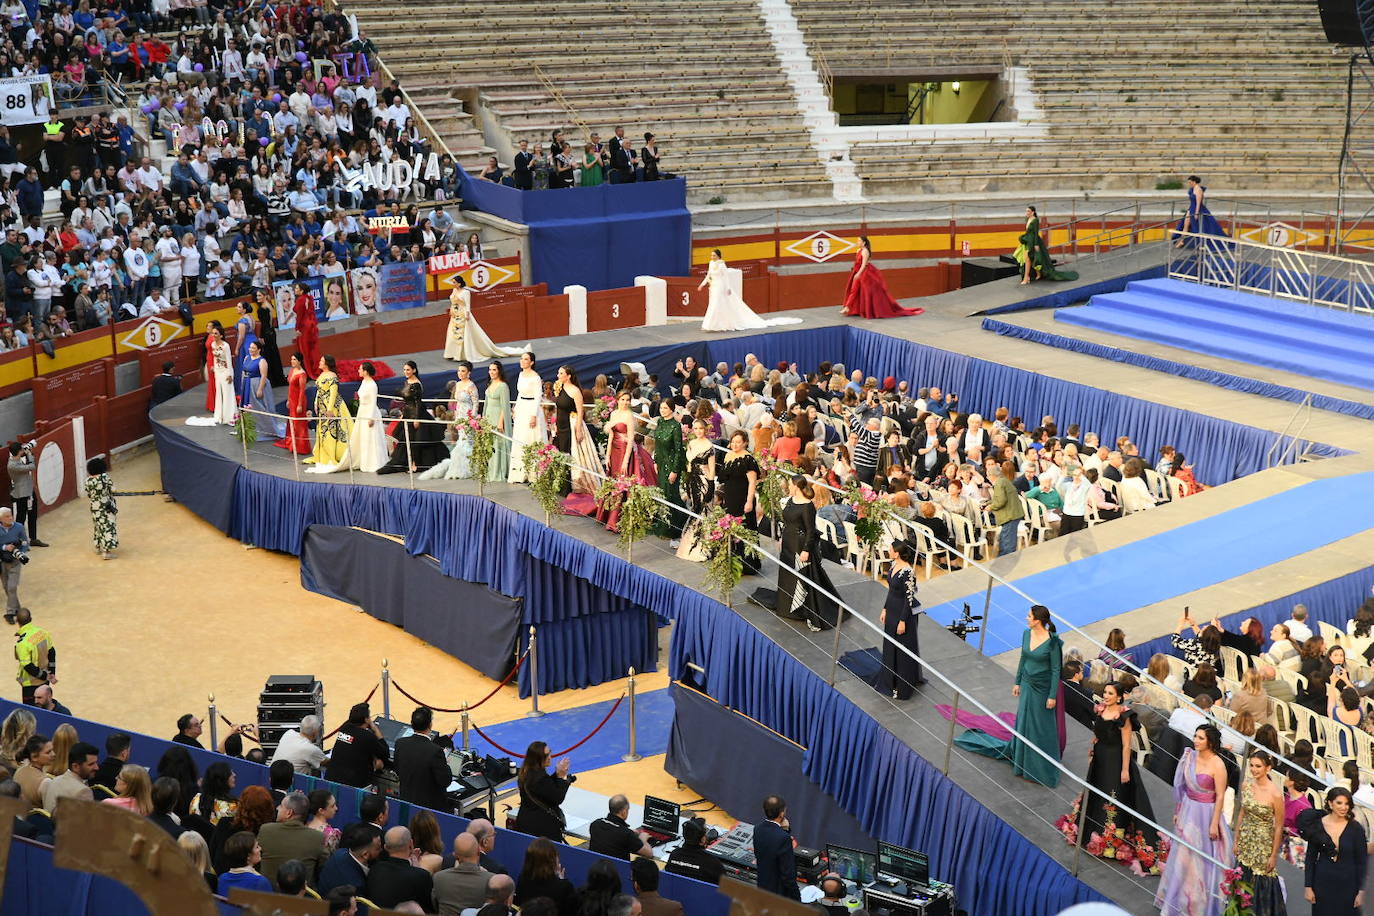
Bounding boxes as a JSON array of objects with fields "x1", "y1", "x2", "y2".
[
  {"x1": 1054, "y1": 798, "x2": 1167, "y2": 877},
  {"x1": 466, "y1": 411, "x2": 495, "y2": 481},
  {"x1": 594, "y1": 475, "x2": 665, "y2": 552},
  {"x1": 844, "y1": 479, "x2": 897, "y2": 549},
  {"x1": 521, "y1": 441, "x2": 568, "y2": 519},
  {"x1": 699, "y1": 506, "x2": 758, "y2": 604},
  {"x1": 1219, "y1": 866, "x2": 1255, "y2": 916},
  {"x1": 754, "y1": 455, "x2": 797, "y2": 529},
  {"x1": 231, "y1": 404, "x2": 257, "y2": 444}
]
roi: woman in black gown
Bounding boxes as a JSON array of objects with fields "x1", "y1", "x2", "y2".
[
  {"x1": 716, "y1": 430, "x2": 760, "y2": 575},
  {"x1": 1074, "y1": 682, "x2": 1156, "y2": 855},
  {"x1": 1304, "y1": 787, "x2": 1367, "y2": 915},
  {"x1": 676, "y1": 419, "x2": 716, "y2": 560},
  {"x1": 255, "y1": 295, "x2": 287, "y2": 387},
  {"x1": 552, "y1": 365, "x2": 582, "y2": 497},
  {"x1": 379, "y1": 361, "x2": 445, "y2": 474},
  {"x1": 776, "y1": 476, "x2": 838, "y2": 631},
  {"x1": 877, "y1": 539, "x2": 924, "y2": 699}
]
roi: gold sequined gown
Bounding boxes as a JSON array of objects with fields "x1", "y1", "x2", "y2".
[{"x1": 1236, "y1": 785, "x2": 1287, "y2": 915}]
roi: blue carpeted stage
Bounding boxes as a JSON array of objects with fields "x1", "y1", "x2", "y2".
[
  {"x1": 922, "y1": 472, "x2": 1374, "y2": 652},
  {"x1": 1056, "y1": 278, "x2": 1374, "y2": 391}
]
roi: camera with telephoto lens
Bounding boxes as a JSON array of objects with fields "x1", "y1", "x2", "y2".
[
  {"x1": 1, "y1": 545, "x2": 27, "y2": 565},
  {"x1": 946, "y1": 602, "x2": 981, "y2": 641}
]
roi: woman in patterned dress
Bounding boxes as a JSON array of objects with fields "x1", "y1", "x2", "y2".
[{"x1": 83, "y1": 457, "x2": 117, "y2": 560}]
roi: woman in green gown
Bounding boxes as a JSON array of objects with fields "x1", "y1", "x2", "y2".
[
  {"x1": 1013, "y1": 205, "x2": 1079, "y2": 285},
  {"x1": 485, "y1": 361, "x2": 512, "y2": 482},
  {"x1": 580, "y1": 143, "x2": 604, "y2": 187},
  {"x1": 651, "y1": 399, "x2": 686, "y2": 539}
]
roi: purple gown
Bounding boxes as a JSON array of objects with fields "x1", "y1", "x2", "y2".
[{"x1": 1156, "y1": 748, "x2": 1233, "y2": 916}]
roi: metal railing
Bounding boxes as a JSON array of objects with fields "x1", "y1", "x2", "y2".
[
  {"x1": 1167, "y1": 229, "x2": 1374, "y2": 314},
  {"x1": 226, "y1": 401, "x2": 1235, "y2": 900}
]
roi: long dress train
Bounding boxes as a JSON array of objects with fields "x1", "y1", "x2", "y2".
[
  {"x1": 444, "y1": 287, "x2": 525, "y2": 361},
  {"x1": 1013, "y1": 217, "x2": 1079, "y2": 282},
  {"x1": 700, "y1": 258, "x2": 801, "y2": 331},
  {"x1": 1155, "y1": 748, "x2": 1233, "y2": 916},
  {"x1": 1071, "y1": 710, "x2": 1158, "y2": 859},
  {"x1": 955, "y1": 628, "x2": 1064, "y2": 786},
  {"x1": 1173, "y1": 184, "x2": 1230, "y2": 248},
  {"x1": 485, "y1": 379, "x2": 512, "y2": 482},
  {"x1": 841, "y1": 250, "x2": 925, "y2": 318},
  {"x1": 507, "y1": 371, "x2": 547, "y2": 483},
  {"x1": 876, "y1": 566, "x2": 923, "y2": 698}
]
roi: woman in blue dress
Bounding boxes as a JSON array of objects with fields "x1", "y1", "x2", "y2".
[
  {"x1": 232, "y1": 300, "x2": 257, "y2": 381},
  {"x1": 238, "y1": 340, "x2": 282, "y2": 439},
  {"x1": 1173, "y1": 175, "x2": 1227, "y2": 247}
]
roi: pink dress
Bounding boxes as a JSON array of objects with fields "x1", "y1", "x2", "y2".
[{"x1": 595, "y1": 420, "x2": 658, "y2": 532}]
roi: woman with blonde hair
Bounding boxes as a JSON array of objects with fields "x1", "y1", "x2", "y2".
[
  {"x1": 177, "y1": 829, "x2": 217, "y2": 893},
  {"x1": 0, "y1": 709, "x2": 36, "y2": 772},
  {"x1": 1225, "y1": 667, "x2": 1275, "y2": 727},
  {"x1": 46, "y1": 723, "x2": 78, "y2": 778},
  {"x1": 1140, "y1": 654, "x2": 1181, "y2": 710},
  {"x1": 103, "y1": 764, "x2": 154, "y2": 816}
]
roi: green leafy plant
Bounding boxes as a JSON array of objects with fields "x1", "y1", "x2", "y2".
[
  {"x1": 231, "y1": 408, "x2": 257, "y2": 444},
  {"x1": 522, "y1": 442, "x2": 569, "y2": 521},
  {"x1": 464, "y1": 412, "x2": 495, "y2": 482},
  {"x1": 844, "y1": 479, "x2": 897, "y2": 551},
  {"x1": 699, "y1": 506, "x2": 758, "y2": 606},
  {"x1": 1155, "y1": 179, "x2": 1184, "y2": 191},
  {"x1": 707, "y1": 195, "x2": 725, "y2": 205},
  {"x1": 595, "y1": 476, "x2": 665, "y2": 557},
  {"x1": 754, "y1": 456, "x2": 797, "y2": 533}
]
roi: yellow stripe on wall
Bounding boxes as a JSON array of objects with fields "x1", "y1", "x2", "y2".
[
  {"x1": 42, "y1": 336, "x2": 112, "y2": 373},
  {"x1": 0, "y1": 356, "x2": 33, "y2": 390},
  {"x1": 691, "y1": 241, "x2": 776, "y2": 265}
]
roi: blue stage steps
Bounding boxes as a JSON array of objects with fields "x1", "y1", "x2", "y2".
[{"x1": 1053, "y1": 278, "x2": 1374, "y2": 391}]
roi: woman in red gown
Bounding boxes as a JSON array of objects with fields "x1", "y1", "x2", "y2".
[
  {"x1": 203, "y1": 320, "x2": 223, "y2": 411},
  {"x1": 840, "y1": 237, "x2": 924, "y2": 319},
  {"x1": 274, "y1": 352, "x2": 312, "y2": 455},
  {"x1": 292, "y1": 284, "x2": 321, "y2": 379},
  {"x1": 595, "y1": 391, "x2": 658, "y2": 532}
]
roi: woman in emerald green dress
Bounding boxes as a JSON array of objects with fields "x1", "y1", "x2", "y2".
[
  {"x1": 1014, "y1": 205, "x2": 1079, "y2": 285},
  {"x1": 651, "y1": 399, "x2": 686, "y2": 539}
]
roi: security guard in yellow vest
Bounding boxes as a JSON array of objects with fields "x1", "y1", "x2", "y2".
[{"x1": 14, "y1": 608, "x2": 54, "y2": 705}]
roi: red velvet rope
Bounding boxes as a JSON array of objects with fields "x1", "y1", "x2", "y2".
[
  {"x1": 390, "y1": 650, "x2": 527, "y2": 713},
  {"x1": 323, "y1": 682, "x2": 381, "y2": 740},
  {"x1": 469, "y1": 692, "x2": 626, "y2": 758}
]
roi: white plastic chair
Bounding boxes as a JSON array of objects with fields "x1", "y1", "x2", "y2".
[
  {"x1": 1319, "y1": 621, "x2": 1346, "y2": 645},
  {"x1": 1020, "y1": 496, "x2": 1052, "y2": 546},
  {"x1": 909, "y1": 525, "x2": 950, "y2": 580},
  {"x1": 1165, "y1": 475, "x2": 1189, "y2": 501},
  {"x1": 841, "y1": 520, "x2": 870, "y2": 576},
  {"x1": 943, "y1": 513, "x2": 986, "y2": 564},
  {"x1": 1141, "y1": 467, "x2": 1168, "y2": 502},
  {"x1": 1219, "y1": 646, "x2": 1249, "y2": 683}
]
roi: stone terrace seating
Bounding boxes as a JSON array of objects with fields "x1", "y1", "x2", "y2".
[
  {"x1": 793, "y1": 0, "x2": 1349, "y2": 194},
  {"x1": 350, "y1": 0, "x2": 826, "y2": 201}
]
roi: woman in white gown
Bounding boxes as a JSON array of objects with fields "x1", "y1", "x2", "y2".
[
  {"x1": 351, "y1": 362, "x2": 388, "y2": 472},
  {"x1": 210, "y1": 326, "x2": 236, "y2": 424},
  {"x1": 699, "y1": 249, "x2": 802, "y2": 332},
  {"x1": 507, "y1": 351, "x2": 548, "y2": 483},
  {"x1": 443, "y1": 280, "x2": 525, "y2": 361},
  {"x1": 422, "y1": 361, "x2": 481, "y2": 480}
]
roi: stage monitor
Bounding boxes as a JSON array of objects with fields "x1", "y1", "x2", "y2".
[
  {"x1": 373, "y1": 717, "x2": 411, "y2": 750},
  {"x1": 643, "y1": 795, "x2": 681, "y2": 836},
  {"x1": 826, "y1": 844, "x2": 877, "y2": 886},
  {"x1": 877, "y1": 841, "x2": 929, "y2": 887}
]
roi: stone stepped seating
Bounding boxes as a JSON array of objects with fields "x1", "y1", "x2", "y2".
[
  {"x1": 349, "y1": 0, "x2": 823, "y2": 201},
  {"x1": 788, "y1": 0, "x2": 1346, "y2": 193}
]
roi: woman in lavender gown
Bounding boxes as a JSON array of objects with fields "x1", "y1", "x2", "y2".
[{"x1": 1156, "y1": 724, "x2": 1233, "y2": 916}]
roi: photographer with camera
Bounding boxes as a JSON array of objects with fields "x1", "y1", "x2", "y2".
[
  {"x1": 7, "y1": 441, "x2": 46, "y2": 549},
  {"x1": 14, "y1": 608, "x2": 54, "y2": 705},
  {"x1": 0, "y1": 506, "x2": 30, "y2": 624}
]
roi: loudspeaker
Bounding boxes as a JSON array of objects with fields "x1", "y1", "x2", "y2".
[{"x1": 1318, "y1": 0, "x2": 1364, "y2": 46}]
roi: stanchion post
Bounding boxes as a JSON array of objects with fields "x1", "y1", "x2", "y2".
[
  {"x1": 621, "y1": 668, "x2": 641, "y2": 762},
  {"x1": 460, "y1": 704, "x2": 470, "y2": 751},
  {"x1": 207, "y1": 694, "x2": 218, "y2": 752},
  {"x1": 381, "y1": 659, "x2": 391, "y2": 721},
  {"x1": 404, "y1": 422, "x2": 415, "y2": 490},
  {"x1": 526, "y1": 626, "x2": 544, "y2": 718}
]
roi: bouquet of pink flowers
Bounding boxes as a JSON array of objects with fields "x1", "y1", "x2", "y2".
[
  {"x1": 699, "y1": 507, "x2": 757, "y2": 604},
  {"x1": 1219, "y1": 866, "x2": 1255, "y2": 916}
]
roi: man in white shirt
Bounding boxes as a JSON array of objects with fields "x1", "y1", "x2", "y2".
[
  {"x1": 155, "y1": 228, "x2": 183, "y2": 305},
  {"x1": 140, "y1": 286, "x2": 169, "y2": 316},
  {"x1": 27, "y1": 254, "x2": 57, "y2": 320},
  {"x1": 289, "y1": 86, "x2": 312, "y2": 123},
  {"x1": 271, "y1": 716, "x2": 330, "y2": 775},
  {"x1": 220, "y1": 38, "x2": 244, "y2": 83},
  {"x1": 124, "y1": 234, "x2": 150, "y2": 304},
  {"x1": 134, "y1": 157, "x2": 163, "y2": 194},
  {"x1": 1283, "y1": 605, "x2": 1313, "y2": 644}
]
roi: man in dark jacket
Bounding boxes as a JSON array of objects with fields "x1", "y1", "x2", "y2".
[
  {"x1": 318, "y1": 825, "x2": 379, "y2": 896},
  {"x1": 664, "y1": 818, "x2": 723, "y2": 886},
  {"x1": 393, "y1": 706, "x2": 451, "y2": 813},
  {"x1": 16, "y1": 168, "x2": 43, "y2": 219},
  {"x1": 365, "y1": 826, "x2": 434, "y2": 910},
  {"x1": 5, "y1": 257, "x2": 32, "y2": 320},
  {"x1": 752, "y1": 795, "x2": 799, "y2": 900},
  {"x1": 149, "y1": 362, "x2": 183, "y2": 408}
]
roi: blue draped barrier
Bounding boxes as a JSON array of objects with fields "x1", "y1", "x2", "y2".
[
  {"x1": 981, "y1": 319, "x2": 1374, "y2": 421},
  {"x1": 0, "y1": 699, "x2": 729, "y2": 916},
  {"x1": 977, "y1": 263, "x2": 1167, "y2": 315},
  {"x1": 1127, "y1": 565, "x2": 1374, "y2": 665},
  {"x1": 457, "y1": 173, "x2": 690, "y2": 291}
]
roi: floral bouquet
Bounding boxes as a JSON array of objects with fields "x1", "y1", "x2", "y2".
[
  {"x1": 1219, "y1": 866, "x2": 1255, "y2": 916},
  {"x1": 466, "y1": 411, "x2": 495, "y2": 481},
  {"x1": 1054, "y1": 795, "x2": 1082, "y2": 846},
  {"x1": 522, "y1": 441, "x2": 568, "y2": 520},
  {"x1": 700, "y1": 506, "x2": 758, "y2": 605},
  {"x1": 589, "y1": 394, "x2": 616, "y2": 426},
  {"x1": 230, "y1": 404, "x2": 256, "y2": 444},
  {"x1": 754, "y1": 455, "x2": 797, "y2": 530},
  {"x1": 844, "y1": 479, "x2": 895, "y2": 549},
  {"x1": 595, "y1": 475, "x2": 664, "y2": 555}
]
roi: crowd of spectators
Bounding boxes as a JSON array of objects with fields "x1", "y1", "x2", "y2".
[{"x1": 0, "y1": 0, "x2": 483, "y2": 351}]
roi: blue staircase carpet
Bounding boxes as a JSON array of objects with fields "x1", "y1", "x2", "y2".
[
  {"x1": 462, "y1": 687, "x2": 673, "y2": 771},
  {"x1": 922, "y1": 472, "x2": 1374, "y2": 657},
  {"x1": 1054, "y1": 277, "x2": 1374, "y2": 390}
]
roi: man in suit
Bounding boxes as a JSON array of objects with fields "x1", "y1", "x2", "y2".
[
  {"x1": 1060, "y1": 660, "x2": 1096, "y2": 728},
  {"x1": 149, "y1": 361, "x2": 182, "y2": 408},
  {"x1": 432, "y1": 832, "x2": 489, "y2": 914},
  {"x1": 393, "y1": 706, "x2": 452, "y2": 813},
  {"x1": 467, "y1": 819, "x2": 508, "y2": 875},
  {"x1": 752, "y1": 795, "x2": 799, "y2": 900},
  {"x1": 318, "y1": 825, "x2": 379, "y2": 896},
  {"x1": 631, "y1": 856, "x2": 682, "y2": 916},
  {"x1": 366, "y1": 826, "x2": 435, "y2": 910},
  {"x1": 607, "y1": 126, "x2": 635, "y2": 184},
  {"x1": 258, "y1": 790, "x2": 327, "y2": 889}
]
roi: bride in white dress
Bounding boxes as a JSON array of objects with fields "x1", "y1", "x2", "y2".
[
  {"x1": 443, "y1": 280, "x2": 526, "y2": 361},
  {"x1": 507, "y1": 351, "x2": 548, "y2": 483},
  {"x1": 699, "y1": 249, "x2": 802, "y2": 332}
]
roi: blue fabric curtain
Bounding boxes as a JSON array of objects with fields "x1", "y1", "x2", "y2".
[
  {"x1": 982, "y1": 319, "x2": 1374, "y2": 422},
  {"x1": 1128, "y1": 565, "x2": 1374, "y2": 664},
  {"x1": 152, "y1": 423, "x2": 241, "y2": 533},
  {"x1": 0, "y1": 700, "x2": 727, "y2": 916}
]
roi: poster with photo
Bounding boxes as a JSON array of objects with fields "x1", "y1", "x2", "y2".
[
  {"x1": 347, "y1": 267, "x2": 381, "y2": 316},
  {"x1": 320, "y1": 274, "x2": 352, "y2": 321},
  {"x1": 273, "y1": 277, "x2": 324, "y2": 329}
]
